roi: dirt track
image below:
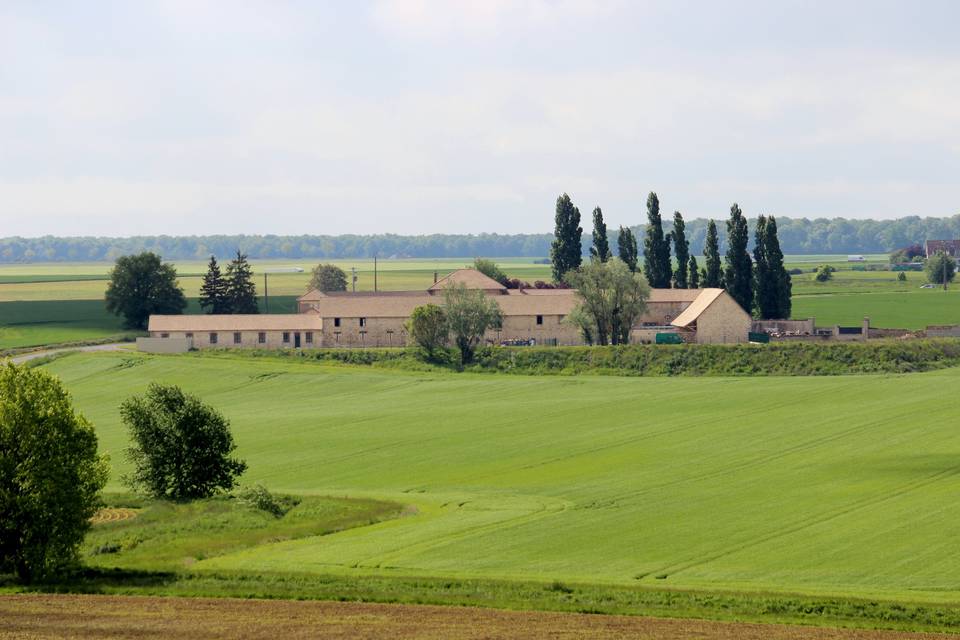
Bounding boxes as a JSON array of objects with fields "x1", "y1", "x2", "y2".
[{"x1": 0, "y1": 594, "x2": 954, "y2": 639}]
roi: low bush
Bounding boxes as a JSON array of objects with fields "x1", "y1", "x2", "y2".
[{"x1": 233, "y1": 484, "x2": 300, "y2": 518}]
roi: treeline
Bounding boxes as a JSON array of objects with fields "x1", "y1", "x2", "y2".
[{"x1": 3, "y1": 215, "x2": 960, "y2": 263}]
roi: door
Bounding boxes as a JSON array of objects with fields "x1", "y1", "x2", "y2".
[{"x1": 294, "y1": 332, "x2": 301, "y2": 348}]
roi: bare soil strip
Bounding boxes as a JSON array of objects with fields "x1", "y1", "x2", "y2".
[
  {"x1": 89, "y1": 508, "x2": 139, "y2": 525},
  {"x1": 0, "y1": 594, "x2": 954, "y2": 640}
]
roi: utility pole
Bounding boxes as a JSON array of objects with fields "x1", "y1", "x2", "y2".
[
  {"x1": 374, "y1": 254, "x2": 378, "y2": 292},
  {"x1": 352, "y1": 266, "x2": 357, "y2": 292},
  {"x1": 945, "y1": 252, "x2": 949, "y2": 291},
  {"x1": 264, "y1": 273, "x2": 269, "y2": 312}
]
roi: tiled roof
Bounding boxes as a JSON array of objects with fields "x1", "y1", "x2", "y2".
[
  {"x1": 149, "y1": 314, "x2": 323, "y2": 331},
  {"x1": 670, "y1": 289, "x2": 725, "y2": 327}
]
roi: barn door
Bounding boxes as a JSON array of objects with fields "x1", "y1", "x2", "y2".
[{"x1": 294, "y1": 332, "x2": 301, "y2": 348}]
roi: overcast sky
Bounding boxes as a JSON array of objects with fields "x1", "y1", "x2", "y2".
[{"x1": 2, "y1": 1, "x2": 959, "y2": 237}]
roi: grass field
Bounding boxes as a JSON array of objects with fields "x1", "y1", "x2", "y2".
[{"x1": 34, "y1": 351, "x2": 960, "y2": 604}]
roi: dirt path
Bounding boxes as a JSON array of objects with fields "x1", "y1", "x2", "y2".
[
  {"x1": 0, "y1": 594, "x2": 953, "y2": 639},
  {"x1": 7, "y1": 343, "x2": 129, "y2": 364}
]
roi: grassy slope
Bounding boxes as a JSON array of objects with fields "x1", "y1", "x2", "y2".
[{"x1": 39, "y1": 351, "x2": 960, "y2": 603}]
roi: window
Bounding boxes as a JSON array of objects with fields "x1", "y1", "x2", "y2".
[
  {"x1": 185, "y1": 332, "x2": 193, "y2": 339},
  {"x1": 209, "y1": 332, "x2": 218, "y2": 344},
  {"x1": 359, "y1": 317, "x2": 367, "y2": 327},
  {"x1": 282, "y1": 332, "x2": 290, "y2": 343},
  {"x1": 536, "y1": 315, "x2": 543, "y2": 325},
  {"x1": 334, "y1": 317, "x2": 341, "y2": 327},
  {"x1": 233, "y1": 332, "x2": 241, "y2": 345},
  {"x1": 160, "y1": 333, "x2": 169, "y2": 338},
  {"x1": 258, "y1": 332, "x2": 266, "y2": 344},
  {"x1": 305, "y1": 332, "x2": 313, "y2": 344}
]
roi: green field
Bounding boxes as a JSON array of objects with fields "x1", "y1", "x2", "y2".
[{"x1": 37, "y1": 351, "x2": 960, "y2": 604}]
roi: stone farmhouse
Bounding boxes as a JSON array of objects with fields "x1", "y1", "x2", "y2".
[{"x1": 147, "y1": 269, "x2": 750, "y2": 350}]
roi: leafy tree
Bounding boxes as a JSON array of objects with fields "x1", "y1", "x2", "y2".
[
  {"x1": 688, "y1": 255, "x2": 700, "y2": 289},
  {"x1": 617, "y1": 226, "x2": 638, "y2": 272},
  {"x1": 550, "y1": 193, "x2": 583, "y2": 281},
  {"x1": 642, "y1": 192, "x2": 672, "y2": 288},
  {"x1": 0, "y1": 364, "x2": 108, "y2": 583},
  {"x1": 590, "y1": 207, "x2": 611, "y2": 262},
  {"x1": 308, "y1": 263, "x2": 348, "y2": 292},
  {"x1": 121, "y1": 383, "x2": 247, "y2": 501},
  {"x1": 898, "y1": 271, "x2": 907, "y2": 282},
  {"x1": 815, "y1": 264, "x2": 836, "y2": 282},
  {"x1": 199, "y1": 255, "x2": 230, "y2": 314},
  {"x1": 764, "y1": 216, "x2": 792, "y2": 318},
  {"x1": 442, "y1": 283, "x2": 503, "y2": 363},
  {"x1": 723, "y1": 203, "x2": 753, "y2": 312},
  {"x1": 703, "y1": 220, "x2": 722, "y2": 287},
  {"x1": 225, "y1": 250, "x2": 259, "y2": 314},
  {"x1": 753, "y1": 215, "x2": 770, "y2": 318},
  {"x1": 407, "y1": 304, "x2": 449, "y2": 360},
  {"x1": 926, "y1": 251, "x2": 957, "y2": 285},
  {"x1": 672, "y1": 211, "x2": 689, "y2": 288},
  {"x1": 104, "y1": 252, "x2": 187, "y2": 329},
  {"x1": 564, "y1": 258, "x2": 650, "y2": 346},
  {"x1": 473, "y1": 258, "x2": 509, "y2": 286}
]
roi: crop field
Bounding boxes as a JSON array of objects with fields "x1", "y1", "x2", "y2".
[{"x1": 34, "y1": 351, "x2": 960, "y2": 604}]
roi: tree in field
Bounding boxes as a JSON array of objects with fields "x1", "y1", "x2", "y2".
[
  {"x1": 688, "y1": 255, "x2": 700, "y2": 289},
  {"x1": 105, "y1": 252, "x2": 187, "y2": 329},
  {"x1": 590, "y1": 207, "x2": 611, "y2": 262},
  {"x1": 763, "y1": 216, "x2": 792, "y2": 318},
  {"x1": 308, "y1": 263, "x2": 348, "y2": 292},
  {"x1": 723, "y1": 204, "x2": 752, "y2": 312},
  {"x1": 550, "y1": 193, "x2": 583, "y2": 282},
  {"x1": 199, "y1": 255, "x2": 230, "y2": 314},
  {"x1": 617, "y1": 226, "x2": 638, "y2": 272},
  {"x1": 671, "y1": 211, "x2": 689, "y2": 288},
  {"x1": 926, "y1": 251, "x2": 957, "y2": 285},
  {"x1": 815, "y1": 264, "x2": 835, "y2": 282},
  {"x1": 0, "y1": 364, "x2": 108, "y2": 583},
  {"x1": 225, "y1": 250, "x2": 259, "y2": 314},
  {"x1": 121, "y1": 384, "x2": 247, "y2": 501},
  {"x1": 703, "y1": 220, "x2": 722, "y2": 288},
  {"x1": 642, "y1": 192, "x2": 672, "y2": 288},
  {"x1": 473, "y1": 258, "x2": 509, "y2": 286},
  {"x1": 565, "y1": 258, "x2": 650, "y2": 346},
  {"x1": 407, "y1": 304, "x2": 449, "y2": 360},
  {"x1": 442, "y1": 283, "x2": 503, "y2": 363}
]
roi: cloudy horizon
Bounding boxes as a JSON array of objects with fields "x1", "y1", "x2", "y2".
[{"x1": 2, "y1": 1, "x2": 959, "y2": 238}]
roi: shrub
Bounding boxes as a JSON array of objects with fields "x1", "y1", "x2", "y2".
[
  {"x1": 814, "y1": 264, "x2": 835, "y2": 282},
  {"x1": 234, "y1": 484, "x2": 300, "y2": 518}
]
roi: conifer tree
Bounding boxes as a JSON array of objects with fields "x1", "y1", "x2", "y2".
[
  {"x1": 199, "y1": 255, "x2": 230, "y2": 314},
  {"x1": 672, "y1": 211, "x2": 689, "y2": 288},
  {"x1": 642, "y1": 192, "x2": 671, "y2": 287},
  {"x1": 617, "y1": 226, "x2": 638, "y2": 272},
  {"x1": 225, "y1": 250, "x2": 259, "y2": 314},
  {"x1": 753, "y1": 215, "x2": 771, "y2": 317},
  {"x1": 703, "y1": 219, "x2": 722, "y2": 288},
  {"x1": 723, "y1": 203, "x2": 753, "y2": 312},
  {"x1": 688, "y1": 255, "x2": 700, "y2": 289},
  {"x1": 590, "y1": 207, "x2": 611, "y2": 262},
  {"x1": 550, "y1": 193, "x2": 583, "y2": 281},
  {"x1": 766, "y1": 216, "x2": 792, "y2": 318}
]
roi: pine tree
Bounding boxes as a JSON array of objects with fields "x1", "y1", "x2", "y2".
[
  {"x1": 550, "y1": 193, "x2": 583, "y2": 282},
  {"x1": 753, "y1": 215, "x2": 771, "y2": 318},
  {"x1": 225, "y1": 250, "x2": 259, "y2": 314},
  {"x1": 672, "y1": 211, "x2": 689, "y2": 288},
  {"x1": 766, "y1": 216, "x2": 792, "y2": 318},
  {"x1": 703, "y1": 219, "x2": 722, "y2": 287},
  {"x1": 642, "y1": 192, "x2": 671, "y2": 288},
  {"x1": 199, "y1": 255, "x2": 230, "y2": 314},
  {"x1": 724, "y1": 203, "x2": 753, "y2": 312},
  {"x1": 590, "y1": 207, "x2": 610, "y2": 262},
  {"x1": 688, "y1": 255, "x2": 700, "y2": 289},
  {"x1": 617, "y1": 226, "x2": 638, "y2": 272}
]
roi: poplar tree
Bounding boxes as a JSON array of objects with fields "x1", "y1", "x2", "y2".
[
  {"x1": 688, "y1": 255, "x2": 700, "y2": 289},
  {"x1": 225, "y1": 250, "x2": 259, "y2": 314},
  {"x1": 724, "y1": 203, "x2": 753, "y2": 312},
  {"x1": 766, "y1": 216, "x2": 792, "y2": 318},
  {"x1": 753, "y1": 216, "x2": 771, "y2": 317},
  {"x1": 590, "y1": 207, "x2": 611, "y2": 262},
  {"x1": 550, "y1": 193, "x2": 583, "y2": 281},
  {"x1": 642, "y1": 192, "x2": 671, "y2": 287},
  {"x1": 703, "y1": 220, "x2": 722, "y2": 287},
  {"x1": 672, "y1": 211, "x2": 689, "y2": 288},
  {"x1": 617, "y1": 226, "x2": 638, "y2": 272},
  {"x1": 199, "y1": 255, "x2": 230, "y2": 314}
]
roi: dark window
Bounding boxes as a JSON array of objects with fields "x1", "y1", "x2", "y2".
[
  {"x1": 233, "y1": 332, "x2": 242, "y2": 344},
  {"x1": 305, "y1": 332, "x2": 313, "y2": 343},
  {"x1": 283, "y1": 332, "x2": 290, "y2": 343},
  {"x1": 334, "y1": 317, "x2": 341, "y2": 327},
  {"x1": 359, "y1": 317, "x2": 367, "y2": 327},
  {"x1": 258, "y1": 332, "x2": 266, "y2": 344},
  {"x1": 160, "y1": 333, "x2": 169, "y2": 338},
  {"x1": 536, "y1": 315, "x2": 543, "y2": 325},
  {"x1": 209, "y1": 332, "x2": 218, "y2": 344},
  {"x1": 185, "y1": 332, "x2": 193, "y2": 339}
]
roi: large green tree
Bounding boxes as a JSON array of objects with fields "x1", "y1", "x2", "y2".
[
  {"x1": 199, "y1": 255, "x2": 230, "y2": 314},
  {"x1": 688, "y1": 255, "x2": 700, "y2": 289},
  {"x1": 407, "y1": 304, "x2": 449, "y2": 361},
  {"x1": 226, "y1": 250, "x2": 259, "y2": 314},
  {"x1": 590, "y1": 207, "x2": 611, "y2": 262},
  {"x1": 308, "y1": 263, "x2": 348, "y2": 292},
  {"x1": 703, "y1": 220, "x2": 722, "y2": 288},
  {"x1": 724, "y1": 204, "x2": 753, "y2": 312},
  {"x1": 764, "y1": 216, "x2": 792, "y2": 318},
  {"x1": 550, "y1": 193, "x2": 583, "y2": 282},
  {"x1": 473, "y1": 258, "x2": 509, "y2": 286},
  {"x1": 121, "y1": 383, "x2": 247, "y2": 501},
  {"x1": 642, "y1": 192, "x2": 671, "y2": 288},
  {"x1": 442, "y1": 283, "x2": 503, "y2": 363},
  {"x1": 672, "y1": 211, "x2": 689, "y2": 288},
  {"x1": 926, "y1": 251, "x2": 957, "y2": 285},
  {"x1": 0, "y1": 364, "x2": 108, "y2": 583},
  {"x1": 617, "y1": 226, "x2": 638, "y2": 272},
  {"x1": 565, "y1": 258, "x2": 650, "y2": 346},
  {"x1": 753, "y1": 216, "x2": 771, "y2": 318},
  {"x1": 104, "y1": 252, "x2": 187, "y2": 329}
]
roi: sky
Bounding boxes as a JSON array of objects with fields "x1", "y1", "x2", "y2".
[{"x1": 1, "y1": 0, "x2": 959, "y2": 238}]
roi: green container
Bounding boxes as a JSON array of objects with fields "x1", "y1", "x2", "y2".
[
  {"x1": 655, "y1": 333, "x2": 683, "y2": 344},
  {"x1": 749, "y1": 331, "x2": 771, "y2": 344}
]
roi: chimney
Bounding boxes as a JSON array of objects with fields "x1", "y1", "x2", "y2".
[{"x1": 434, "y1": 271, "x2": 438, "y2": 284}]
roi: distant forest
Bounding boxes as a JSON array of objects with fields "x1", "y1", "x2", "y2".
[{"x1": 2, "y1": 215, "x2": 959, "y2": 262}]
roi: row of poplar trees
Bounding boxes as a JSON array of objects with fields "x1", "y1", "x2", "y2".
[
  {"x1": 550, "y1": 193, "x2": 792, "y2": 319},
  {"x1": 198, "y1": 250, "x2": 259, "y2": 314}
]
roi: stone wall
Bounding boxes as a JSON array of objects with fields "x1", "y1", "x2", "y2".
[
  {"x1": 151, "y1": 330, "x2": 320, "y2": 349},
  {"x1": 694, "y1": 295, "x2": 751, "y2": 344}
]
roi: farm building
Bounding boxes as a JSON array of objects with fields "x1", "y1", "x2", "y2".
[
  {"x1": 146, "y1": 269, "x2": 751, "y2": 350},
  {"x1": 925, "y1": 239, "x2": 960, "y2": 258}
]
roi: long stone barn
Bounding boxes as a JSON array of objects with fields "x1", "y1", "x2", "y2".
[{"x1": 146, "y1": 269, "x2": 750, "y2": 350}]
